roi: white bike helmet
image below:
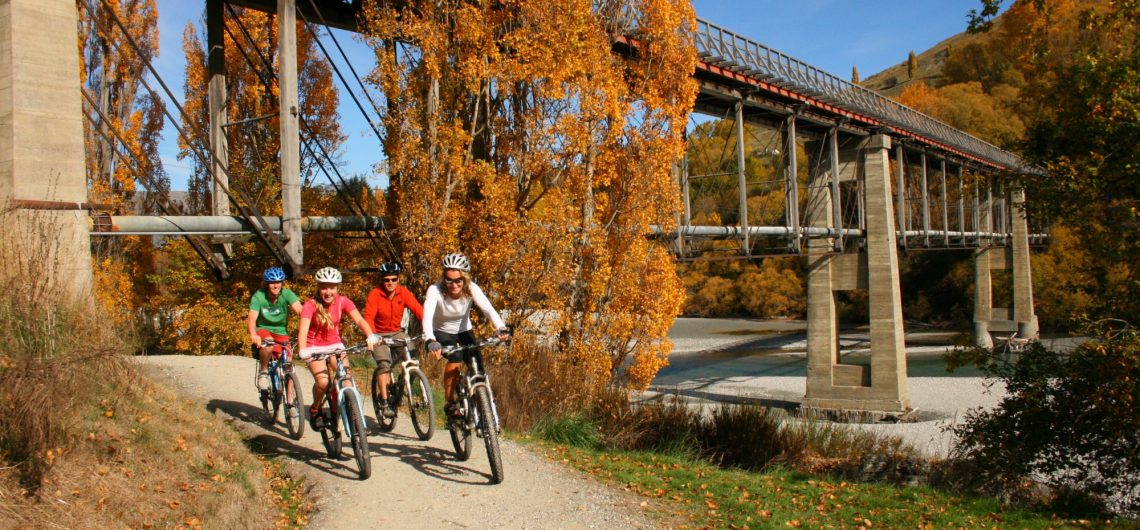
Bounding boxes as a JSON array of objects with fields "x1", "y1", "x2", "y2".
[
  {"x1": 313, "y1": 266, "x2": 342, "y2": 284},
  {"x1": 441, "y1": 253, "x2": 470, "y2": 272}
]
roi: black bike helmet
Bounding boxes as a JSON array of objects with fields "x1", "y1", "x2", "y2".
[{"x1": 378, "y1": 262, "x2": 403, "y2": 275}]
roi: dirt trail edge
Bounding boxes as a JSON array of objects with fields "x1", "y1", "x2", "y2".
[{"x1": 138, "y1": 355, "x2": 656, "y2": 529}]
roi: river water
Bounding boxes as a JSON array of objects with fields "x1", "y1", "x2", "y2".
[{"x1": 656, "y1": 317, "x2": 985, "y2": 389}]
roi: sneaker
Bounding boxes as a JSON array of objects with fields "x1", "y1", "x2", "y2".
[
  {"x1": 256, "y1": 371, "x2": 270, "y2": 391},
  {"x1": 309, "y1": 406, "x2": 323, "y2": 430},
  {"x1": 380, "y1": 403, "x2": 396, "y2": 419},
  {"x1": 444, "y1": 402, "x2": 463, "y2": 419},
  {"x1": 287, "y1": 407, "x2": 300, "y2": 420}
]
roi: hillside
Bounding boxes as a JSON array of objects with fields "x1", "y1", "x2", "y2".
[{"x1": 861, "y1": 31, "x2": 983, "y2": 98}]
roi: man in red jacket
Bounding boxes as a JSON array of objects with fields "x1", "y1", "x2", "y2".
[{"x1": 363, "y1": 262, "x2": 425, "y2": 419}]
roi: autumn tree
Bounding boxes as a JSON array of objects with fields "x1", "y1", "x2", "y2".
[
  {"x1": 179, "y1": 6, "x2": 344, "y2": 216},
  {"x1": 150, "y1": 5, "x2": 362, "y2": 354},
  {"x1": 79, "y1": 0, "x2": 167, "y2": 213},
  {"x1": 360, "y1": 0, "x2": 697, "y2": 395},
  {"x1": 78, "y1": 0, "x2": 169, "y2": 341},
  {"x1": 907, "y1": 50, "x2": 917, "y2": 79},
  {"x1": 851, "y1": 65, "x2": 860, "y2": 84}
]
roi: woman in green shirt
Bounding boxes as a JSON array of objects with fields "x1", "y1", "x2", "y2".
[{"x1": 247, "y1": 266, "x2": 304, "y2": 390}]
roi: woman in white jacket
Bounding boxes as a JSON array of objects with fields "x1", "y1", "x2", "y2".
[{"x1": 423, "y1": 253, "x2": 511, "y2": 418}]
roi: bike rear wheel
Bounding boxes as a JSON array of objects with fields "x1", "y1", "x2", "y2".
[
  {"x1": 407, "y1": 368, "x2": 435, "y2": 441},
  {"x1": 371, "y1": 367, "x2": 397, "y2": 432},
  {"x1": 343, "y1": 391, "x2": 371, "y2": 480},
  {"x1": 448, "y1": 381, "x2": 472, "y2": 461},
  {"x1": 284, "y1": 370, "x2": 305, "y2": 440},
  {"x1": 475, "y1": 386, "x2": 504, "y2": 484},
  {"x1": 319, "y1": 406, "x2": 342, "y2": 459}
]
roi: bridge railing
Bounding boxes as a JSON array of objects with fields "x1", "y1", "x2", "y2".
[
  {"x1": 689, "y1": 19, "x2": 1032, "y2": 172},
  {"x1": 596, "y1": 2, "x2": 1034, "y2": 174}
]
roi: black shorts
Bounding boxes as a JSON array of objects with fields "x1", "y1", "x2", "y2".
[{"x1": 435, "y1": 330, "x2": 481, "y2": 365}]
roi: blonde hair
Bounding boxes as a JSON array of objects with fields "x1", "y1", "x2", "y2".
[
  {"x1": 314, "y1": 301, "x2": 334, "y2": 329},
  {"x1": 440, "y1": 270, "x2": 472, "y2": 298}
]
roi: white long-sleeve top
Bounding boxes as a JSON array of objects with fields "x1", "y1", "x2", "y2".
[{"x1": 422, "y1": 281, "x2": 506, "y2": 342}]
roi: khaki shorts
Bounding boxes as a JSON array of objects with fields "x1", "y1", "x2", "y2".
[{"x1": 371, "y1": 330, "x2": 410, "y2": 372}]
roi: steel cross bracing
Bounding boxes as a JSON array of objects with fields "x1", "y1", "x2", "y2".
[{"x1": 687, "y1": 18, "x2": 1036, "y2": 174}]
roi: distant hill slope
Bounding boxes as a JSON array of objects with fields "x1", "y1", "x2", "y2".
[{"x1": 862, "y1": 31, "x2": 982, "y2": 98}]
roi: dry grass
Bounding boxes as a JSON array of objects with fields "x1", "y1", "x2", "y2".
[{"x1": 0, "y1": 209, "x2": 284, "y2": 528}]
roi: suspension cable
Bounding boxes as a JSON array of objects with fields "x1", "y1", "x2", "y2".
[
  {"x1": 88, "y1": 0, "x2": 298, "y2": 273},
  {"x1": 223, "y1": 3, "x2": 397, "y2": 261},
  {"x1": 81, "y1": 88, "x2": 229, "y2": 276}
]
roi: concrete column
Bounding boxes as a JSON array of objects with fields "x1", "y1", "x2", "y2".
[
  {"x1": 803, "y1": 134, "x2": 909, "y2": 413},
  {"x1": 804, "y1": 151, "x2": 838, "y2": 403},
  {"x1": 862, "y1": 134, "x2": 909, "y2": 411},
  {"x1": 973, "y1": 178, "x2": 994, "y2": 348},
  {"x1": 1010, "y1": 187, "x2": 1038, "y2": 339},
  {"x1": 278, "y1": 0, "x2": 302, "y2": 266},
  {"x1": 973, "y1": 248, "x2": 994, "y2": 348},
  {"x1": 0, "y1": 0, "x2": 92, "y2": 299}
]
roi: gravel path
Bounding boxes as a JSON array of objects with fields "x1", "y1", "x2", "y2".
[{"x1": 138, "y1": 355, "x2": 656, "y2": 529}]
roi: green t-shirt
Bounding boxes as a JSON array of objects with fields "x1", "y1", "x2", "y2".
[{"x1": 249, "y1": 287, "x2": 300, "y2": 335}]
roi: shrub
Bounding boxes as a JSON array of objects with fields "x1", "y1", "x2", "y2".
[{"x1": 945, "y1": 319, "x2": 1140, "y2": 516}]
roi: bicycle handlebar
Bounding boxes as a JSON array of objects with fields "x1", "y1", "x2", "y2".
[
  {"x1": 439, "y1": 336, "x2": 506, "y2": 355},
  {"x1": 306, "y1": 343, "x2": 368, "y2": 361},
  {"x1": 378, "y1": 335, "x2": 423, "y2": 347}
]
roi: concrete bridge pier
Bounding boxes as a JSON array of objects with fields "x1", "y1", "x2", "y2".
[
  {"x1": 973, "y1": 185, "x2": 1038, "y2": 347},
  {"x1": 0, "y1": 0, "x2": 92, "y2": 299},
  {"x1": 802, "y1": 133, "x2": 910, "y2": 413}
]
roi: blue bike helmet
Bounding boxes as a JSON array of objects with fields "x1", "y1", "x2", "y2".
[{"x1": 263, "y1": 266, "x2": 287, "y2": 282}]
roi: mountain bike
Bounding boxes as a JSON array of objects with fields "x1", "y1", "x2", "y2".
[
  {"x1": 441, "y1": 337, "x2": 508, "y2": 484},
  {"x1": 371, "y1": 335, "x2": 435, "y2": 440},
  {"x1": 257, "y1": 338, "x2": 305, "y2": 440},
  {"x1": 309, "y1": 344, "x2": 371, "y2": 480}
]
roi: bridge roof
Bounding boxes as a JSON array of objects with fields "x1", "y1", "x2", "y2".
[{"x1": 684, "y1": 18, "x2": 1036, "y2": 173}]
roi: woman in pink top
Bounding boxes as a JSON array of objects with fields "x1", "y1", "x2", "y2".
[{"x1": 297, "y1": 267, "x2": 374, "y2": 428}]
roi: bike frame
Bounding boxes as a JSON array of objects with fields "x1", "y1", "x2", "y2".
[
  {"x1": 324, "y1": 351, "x2": 365, "y2": 439},
  {"x1": 262, "y1": 338, "x2": 294, "y2": 396},
  {"x1": 385, "y1": 336, "x2": 423, "y2": 400}
]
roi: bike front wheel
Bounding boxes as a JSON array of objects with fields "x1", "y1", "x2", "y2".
[
  {"x1": 371, "y1": 367, "x2": 397, "y2": 433},
  {"x1": 407, "y1": 368, "x2": 435, "y2": 441},
  {"x1": 475, "y1": 386, "x2": 504, "y2": 484},
  {"x1": 343, "y1": 390, "x2": 371, "y2": 480},
  {"x1": 283, "y1": 370, "x2": 305, "y2": 440}
]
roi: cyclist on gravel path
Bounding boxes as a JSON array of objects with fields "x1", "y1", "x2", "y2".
[
  {"x1": 422, "y1": 253, "x2": 511, "y2": 419},
  {"x1": 362, "y1": 262, "x2": 424, "y2": 419},
  {"x1": 298, "y1": 267, "x2": 375, "y2": 429},
  {"x1": 247, "y1": 266, "x2": 304, "y2": 391}
]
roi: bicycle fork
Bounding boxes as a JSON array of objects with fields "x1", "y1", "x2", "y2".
[{"x1": 470, "y1": 380, "x2": 501, "y2": 436}]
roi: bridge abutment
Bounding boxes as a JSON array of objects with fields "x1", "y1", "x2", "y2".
[
  {"x1": 0, "y1": 0, "x2": 91, "y2": 298},
  {"x1": 803, "y1": 133, "x2": 910, "y2": 413}
]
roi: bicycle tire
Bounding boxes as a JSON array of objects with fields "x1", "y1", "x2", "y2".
[
  {"x1": 448, "y1": 380, "x2": 472, "y2": 461},
  {"x1": 407, "y1": 368, "x2": 435, "y2": 441},
  {"x1": 343, "y1": 391, "x2": 372, "y2": 480},
  {"x1": 475, "y1": 386, "x2": 504, "y2": 484},
  {"x1": 371, "y1": 367, "x2": 397, "y2": 432},
  {"x1": 320, "y1": 406, "x2": 342, "y2": 459},
  {"x1": 284, "y1": 370, "x2": 305, "y2": 440}
]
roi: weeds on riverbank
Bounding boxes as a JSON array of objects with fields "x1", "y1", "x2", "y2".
[{"x1": 0, "y1": 211, "x2": 283, "y2": 527}]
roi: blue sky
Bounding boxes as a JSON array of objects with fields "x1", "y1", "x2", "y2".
[{"x1": 151, "y1": 0, "x2": 989, "y2": 190}]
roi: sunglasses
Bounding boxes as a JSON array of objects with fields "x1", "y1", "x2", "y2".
[
  {"x1": 444, "y1": 277, "x2": 464, "y2": 285},
  {"x1": 381, "y1": 277, "x2": 399, "y2": 283}
]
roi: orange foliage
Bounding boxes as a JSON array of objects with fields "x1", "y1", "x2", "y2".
[{"x1": 360, "y1": 0, "x2": 697, "y2": 392}]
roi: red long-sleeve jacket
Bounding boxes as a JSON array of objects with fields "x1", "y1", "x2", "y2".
[{"x1": 362, "y1": 285, "x2": 424, "y2": 333}]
